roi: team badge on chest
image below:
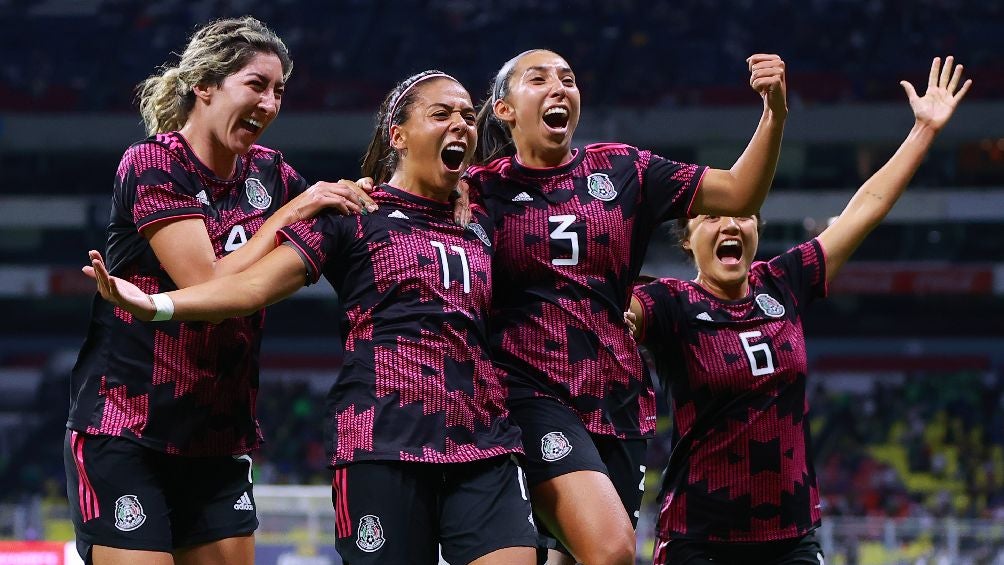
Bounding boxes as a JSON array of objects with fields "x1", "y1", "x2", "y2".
[
  {"x1": 467, "y1": 222, "x2": 492, "y2": 247},
  {"x1": 356, "y1": 514, "x2": 386, "y2": 552},
  {"x1": 586, "y1": 173, "x2": 617, "y2": 201},
  {"x1": 245, "y1": 177, "x2": 272, "y2": 210},
  {"x1": 755, "y1": 293, "x2": 785, "y2": 317}
]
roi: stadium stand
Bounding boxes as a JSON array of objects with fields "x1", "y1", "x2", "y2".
[{"x1": 1, "y1": 1, "x2": 1002, "y2": 563}]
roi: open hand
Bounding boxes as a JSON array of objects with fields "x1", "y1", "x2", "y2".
[
  {"x1": 901, "y1": 56, "x2": 972, "y2": 132},
  {"x1": 82, "y1": 250, "x2": 156, "y2": 321}
]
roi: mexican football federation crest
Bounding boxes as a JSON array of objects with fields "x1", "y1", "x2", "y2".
[
  {"x1": 356, "y1": 514, "x2": 386, "y2": 552},
  {"x1": 541, "y1": 431, "x2": 573, "y2": 462},
  {"x1": 755, "y1": 293, "x2": 785, "y2": 318},
  {"x1": 467, "y1": 222, "x2": 492, "y2": 247},
  {"x1": 113, "y1": 495, "x2": 146, "y2": 531},
  {"x1": 586, "y1": 173, "x2": 617, "y2": 201},
  {"x1": 245, "y1": 177, "x2": 272, "y2": 210}
]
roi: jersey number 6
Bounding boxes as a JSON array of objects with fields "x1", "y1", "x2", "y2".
[{"x1": 739, "y1": 331, "x2": 776, "y2": 377}]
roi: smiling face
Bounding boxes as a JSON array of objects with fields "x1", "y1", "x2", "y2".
[
  {"x1": 389, "y1": 78, "x2": 477, "y2": 198},
  {"x1": 198, "y1": 51, "x2": 285, "y2": 160},
  {"x1": 684, "y1": 215, "x2": 760, "y2": 299},
  {"x1": 494, "y1": 50, "x2": 580, "y2": 167}
]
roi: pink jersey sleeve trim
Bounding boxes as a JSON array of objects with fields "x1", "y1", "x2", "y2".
[
  {"x1": 277, "y1": 231, "x2": 321, "y2": 284},
  {"x1": 633, "y1": 287, "x2": 659, "y2": 345},
  {"x1": 812, "y1": 237, "x2": 830, "y2": 298},
  {"x1": 136, "y1": 212, "x2": 205, "y2": 234},
  {"x1": 685, "y1": 166, "x2": 710, "y2": 218}
]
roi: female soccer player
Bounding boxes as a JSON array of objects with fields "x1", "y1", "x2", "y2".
[
  {"x1": 629, "y1": 57, "x2": 970, "y2": 564},
  {"x1": 64, "y1": 16, "x2": 374, "y2": 565},
  {"x1": 82, "y1": 70, "x2": 538, "y2": 565},
  {"x1": 465, "y1": 48, "x2": 787, "y2": 564}
]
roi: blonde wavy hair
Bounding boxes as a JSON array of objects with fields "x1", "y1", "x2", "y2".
[{"x1": 136, "y1": 16, "x2": 292, "y2": 135}]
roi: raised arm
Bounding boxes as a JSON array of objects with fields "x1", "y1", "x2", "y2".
[
  {"x1": 692, "y1": 54, "x2": 787, "y2": 216},
  {"x1": 84, "y1": 246, "x2": 308, "y2": 323},
  {"x1": 818, "y1": 56, "x2": 971, "y2": 283},
  {"x1": 147, "y1": 179, "x2": 372, "y2": 289}
]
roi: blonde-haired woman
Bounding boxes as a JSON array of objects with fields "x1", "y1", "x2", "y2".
[{"x1": 64, "y1": 16, "x2": 372, "y2": 565}]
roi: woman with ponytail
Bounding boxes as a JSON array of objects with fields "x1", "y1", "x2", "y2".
[
  {"x1": 464, "y1": 48, "x2": 788, "y2": 564},
  {"x1": 64, "y1": 16, "x2": 374, "y2": 565},
  {"x1": 81, "y1": 70, "x2": 538, "y2": 565}
]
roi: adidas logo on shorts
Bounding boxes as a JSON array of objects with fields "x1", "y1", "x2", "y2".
[
  {"x1": 233, "y1": 491, "x2": 254, "y2": 511},
  {"x1": 511, "y1": 192, "x2": 533, "y2": 202}
]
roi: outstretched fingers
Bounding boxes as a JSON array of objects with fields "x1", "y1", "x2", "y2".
[
  {"x1": 86, "y1": 250, "x2": 113, "y2": 298},
  {"x1": 928, "y1": 56, "x2": 941, "y2": 90},
  {"x1": 938, "y1": 55, "x2": 954, "y2": 88},
  {"x1": 900, "y1": 80, "x2": 920, "y2": 103},
  {"x1": 954, "y1": 78, "x2": 973, "y2": 101}
]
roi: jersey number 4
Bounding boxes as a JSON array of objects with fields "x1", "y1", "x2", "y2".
[
  {"x1": 739, "y1": 331, "x2": 776, "y2": 376},
  {"x1": 224, "y1": 225, "x2": 248, "y2": 252}
]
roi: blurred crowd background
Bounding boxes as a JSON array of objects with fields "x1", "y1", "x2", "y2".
[{"x1": 1, "y1": 1, "x2": 1002, "y2": 563}]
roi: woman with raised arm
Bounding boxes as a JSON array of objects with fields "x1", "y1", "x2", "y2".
[
  {"x1": 464, "y1": 49, "x2": 787, "y2": 564},
  {"x1": 628, "y1": 57, "x2": 970, "y2": 565},
  {"x1": 64, "y1": 16, "x2": 376, "y2": 565},
  {"x1": 83, "y1": 70, "x2": 538, "y2": 565}
]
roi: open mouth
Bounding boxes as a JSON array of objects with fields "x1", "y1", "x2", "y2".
[
  {"x1": 440, "y1": 143, "x2": 466, "y2": 171},
  {"x1": 542, "y1": 106, "x2": 569, "y2": 129},
  {"x1": 240, "y1": 117, "x2": 263, "y2": 134},
  {"x1": 716, "y1": 240, "x2": 743, "y2": 265}
]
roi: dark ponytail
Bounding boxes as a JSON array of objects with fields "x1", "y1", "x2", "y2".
[
  {"x1": 361, "y1": 69, "x2": 456, "y2": 184},
  {"x1": 473, "y1": 49, "x2": 543, "y2": 165}
]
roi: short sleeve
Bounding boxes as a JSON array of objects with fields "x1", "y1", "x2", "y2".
[
  {"x1": 764, "y1": 238, "x2": 828, "y2": 311},
  {"x1": 115, "y1": 142, "x2": 204, "y2": 232},
  {"x1": 640, "y1": 151, "x2": 708, "y2": 222},
  {"x1": 277, "y1": 212, "x2": 355, "y2": 285},
  {"x1": 633, "y1": 279, "x2": 682, "y2": 348}
]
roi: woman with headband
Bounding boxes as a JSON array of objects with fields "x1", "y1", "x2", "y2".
[
  {"x1": 465, "y1": 49, "x2": 787, "y2": 564},
  {"x1": 82, "y1": 70, "x2": 538, "y2": 565}
]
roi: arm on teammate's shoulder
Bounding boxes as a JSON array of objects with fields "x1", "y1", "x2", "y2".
[
  {"x1": 818, "y1": 56, "x2": 971, "y2": 283},
  {"x1": 145, "y1": 180, "x2": 370, "y2": 288}
]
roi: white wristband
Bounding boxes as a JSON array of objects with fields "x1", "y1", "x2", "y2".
[{"x1": 150, "y1": 293, "x2": 175, "y2": 322}]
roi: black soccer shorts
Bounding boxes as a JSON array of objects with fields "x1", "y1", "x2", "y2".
[
  {"x1": 507, "y1": 395, "x2": 648, "y2": 555},
  {"x1": 654, "y1": 531, "x2": 826, "y2": 565},
  {"x1": 63, "y1": 430, "x2": 257, "y2": 561},
  {"x1": 331, "y1": 455, "x2": 537, "y2": 565}
]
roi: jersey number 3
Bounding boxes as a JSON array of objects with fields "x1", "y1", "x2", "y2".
[
  {"x1": 549, "y1": 215, "x2": 580, "y2": 266},
  {"x1": 739, "y1": 331, "x2": 776, "y2": 376}
]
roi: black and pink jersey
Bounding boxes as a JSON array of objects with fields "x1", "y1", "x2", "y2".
[
  {"x1": 67, "y1": 132, "x2": 307, "y2": 456},
  {"x1": 465, "y1": 143, "x2": 707, "y2": 438},
  {"x1": 278, "y1": 185, "x2": 521, "y2": 466},
  {"x1": 634, "y1": 239, "x2": 828, "y2": 542}
]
